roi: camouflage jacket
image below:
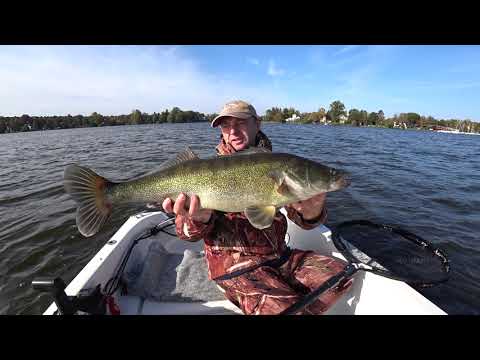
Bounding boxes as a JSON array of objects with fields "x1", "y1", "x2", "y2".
[{"x1": 174, "y1": 130, "x2": 328, "y2": 279}]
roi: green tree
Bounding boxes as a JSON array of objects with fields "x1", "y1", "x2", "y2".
[
  {"x1": 167, "y1": 107, "x2": 181, "y2": 123},
  {"x1": 360, "y1": 110, "x2": 368, "y2": 126},
  {"x1": 328, "y1": 100, "x2": 346, "y2": 122},
  {"x1": 0, "y1": 118, "x2": 6, "y2": 133},
  {"x1": 90, "y1": 112, "x2": 104, "y2": 127},
  {"x1": 318, "y1": 107, "x2": 326, "y2": 119},
  {"x1": 281, "y1": 107, "x2": 300, "y2": 121},
  {"x1": 378, "y1": 110, "x2": 385, "y2": 126},
  {"x1": 406, "y1": 112, "x2": 421, "y2": 128},
  {"x1": 20, "y1": 114, "x2": 32, "y2": 130},
  {"x1": 205, "y1": 113, "x2": 217, "y2": 123},
  {"x1": 159, "y1": 110, "x2": 169, "y2": 123},
  {"x1": 265, "y1": 107, "x2": 284, "y2": 122},
  {"x1": 348, "y1": 109, "x2": 362, "y2": 125},
  {"x1": 130, "y1": 109, "x2": 142, "y2": 125},
  {"x1": 367, "y1": 112, "x2": 379, "y2": 126},
  {"x1": 425, "y1": 116, "x2": 436, "y2": 129},
  {"x1": 306, "y1": 112, "x2": 321, "y2": 123}
]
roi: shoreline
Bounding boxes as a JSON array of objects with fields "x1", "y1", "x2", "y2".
[{"x1": 1, "y1": 121, "x2": 480, "y2": 135}]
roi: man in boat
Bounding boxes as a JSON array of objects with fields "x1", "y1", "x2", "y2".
[{"x1": 162, "y1": 100, "x2": 352, "y2": 315}]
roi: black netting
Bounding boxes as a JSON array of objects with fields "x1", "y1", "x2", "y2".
[{"x1": 333, "y1": 221, "x2": 449, "y2": 286}]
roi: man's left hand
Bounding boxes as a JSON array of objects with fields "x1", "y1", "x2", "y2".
[{"x1": 289, "y1": 193, "x2": 326, "y2": 220}]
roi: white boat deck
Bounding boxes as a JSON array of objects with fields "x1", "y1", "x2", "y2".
[{"x1": 44, "y1": 211, "x2": 447, "y2": 315}]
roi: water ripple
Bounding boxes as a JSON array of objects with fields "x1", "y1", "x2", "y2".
[{"x1": 1, "y1": 123, "x2": 479, "y2": 314}]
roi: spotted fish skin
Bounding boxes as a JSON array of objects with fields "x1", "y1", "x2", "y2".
[{"x1": 64, "y1": 148, "x2": 349, "y2": 237}]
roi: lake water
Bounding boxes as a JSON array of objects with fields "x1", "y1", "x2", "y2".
[{"x1": 1, "y1": 123, "x2": 479, "y2": 314}]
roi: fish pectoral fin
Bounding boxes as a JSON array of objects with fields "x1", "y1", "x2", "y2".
[{"x1": 244, "y1": 205, "x2": 277, "y2": 229}]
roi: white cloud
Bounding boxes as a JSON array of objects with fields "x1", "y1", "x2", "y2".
[
  {"x1": 327, "y1": 46, "x2": 399, "y2": 98},
  {"x1": 246, "y1": 57, "x2": 260, "y2": 65},
  {"x1": 0, "y1": 46, "x2": 290, "y2": 116},
  {"x1": 267, "y1": 59, "x2": 285, "y2": 77},
  {"x1": 334, "y1": 45, "x2": 360, "y2": 56}
]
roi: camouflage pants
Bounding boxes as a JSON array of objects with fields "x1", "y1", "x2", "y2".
[{"x1": 216, "y1": 249, "x2": 353, "y2": 315}]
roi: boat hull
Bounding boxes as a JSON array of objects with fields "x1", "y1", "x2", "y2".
[{"x1": 43, "y1": 210, "x2": 447, "y2": 315}]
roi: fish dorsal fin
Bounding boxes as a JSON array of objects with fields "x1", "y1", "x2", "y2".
[
  {"x1": 175, "y1": 147, "x2": 199, "y2": 162},
  {"x1": 222, "y1": 146, "x2": 272, "y2": 157},
  {"x1": 244, "y1": 205, "x2": 277, "y2": 229},
  {"x1": 158, "y1": 147, "x2": 200, "y2": 171},
  {"x1": 139, "y1": 147, "x2": 200, "y2": 179}
]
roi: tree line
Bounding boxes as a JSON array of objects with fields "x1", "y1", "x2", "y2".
[
  {"x1": 0, "y1": 107, "x2": 215, "y2": 134},
  {"x1": 262, "y1": 100, "x2": 480, "y2": 133},
  {"x1": 1, "y1": 101, "x2": 479, "y2": 134}
]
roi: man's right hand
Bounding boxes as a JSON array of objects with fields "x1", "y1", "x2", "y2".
[{"x1": 162, "y1": 193, "x2": 213, "y2": 224}]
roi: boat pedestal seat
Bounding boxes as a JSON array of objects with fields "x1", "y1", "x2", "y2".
[{"x1": 119, "y1": 237, "x2": 243, "y2": 314}]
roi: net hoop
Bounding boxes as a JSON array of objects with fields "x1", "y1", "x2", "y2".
[{"x1": 332, "y1": 220, "x2": 450, "y2": 287}]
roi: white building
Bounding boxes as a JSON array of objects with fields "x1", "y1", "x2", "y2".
[{"x1": 285, "y1": 114, "x2": 300, "y2": 122}]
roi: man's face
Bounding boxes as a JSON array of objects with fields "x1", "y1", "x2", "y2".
[{"x1": 219, "y1": 116, "x2": 260, "y2": 151}]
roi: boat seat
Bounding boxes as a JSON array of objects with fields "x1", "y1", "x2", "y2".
[{"x1": 122, "y1": 238, "x2": 229, "y2": 304}]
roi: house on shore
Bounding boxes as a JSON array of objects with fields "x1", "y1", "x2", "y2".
[{"x1": 285, "y1": 114, "x2": 301, "y2": 122}]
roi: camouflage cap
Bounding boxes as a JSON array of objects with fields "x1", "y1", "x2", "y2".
[{"x1": 211, "y1": 100, "x2": 260, "y2": 127}]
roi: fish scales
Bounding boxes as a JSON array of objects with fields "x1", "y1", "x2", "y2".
[
  {"x1": 109, "y1": 153, "x2": 295, "y2": 212},
  {"x1": 64, "y1": 149, "x2": 349, "y2": 236}
]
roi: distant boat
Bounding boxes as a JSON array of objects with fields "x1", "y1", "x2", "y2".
[
  {"x1": 435, "y1": 129, "x2": 460, "y2": 133},
  {"x1": 430, "y1": 125, "x2": 479, "y2": 135},
  {"x1": 433, "y1": 130, "x2": 480, "y2": 135}
]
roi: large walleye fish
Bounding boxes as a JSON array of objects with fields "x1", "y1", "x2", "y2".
[{"x1": 64, "y1": 147, "x2": 350, "y2": 237}]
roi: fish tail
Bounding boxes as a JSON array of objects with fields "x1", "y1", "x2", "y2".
[{"x1": 64, "y1": 164, "x2": 115, "y2": 237}]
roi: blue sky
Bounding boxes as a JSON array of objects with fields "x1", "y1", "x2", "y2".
[{"x1": 1, "y1": 45, "x2": 479, "y2": 120}]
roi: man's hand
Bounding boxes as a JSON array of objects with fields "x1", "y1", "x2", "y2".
[
  {"x1": 289, "y1": 193, "x2": 326, "y2": 220},
  {"x1": 162, "y1": 193, "x2": 213, "y2": 224}
]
